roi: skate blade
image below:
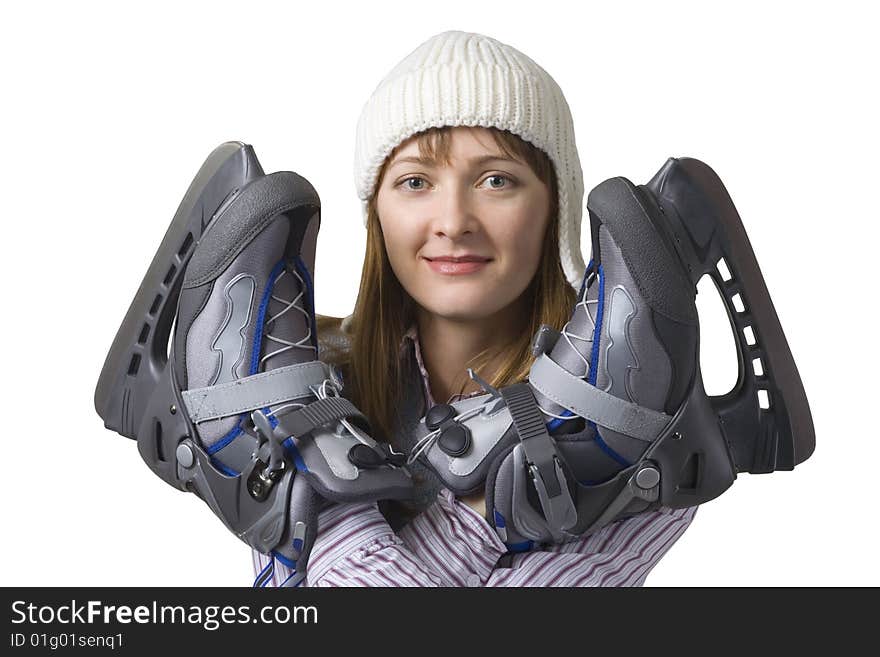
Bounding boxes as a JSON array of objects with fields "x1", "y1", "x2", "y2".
[
  {"x1": 644, "y1": 157, "x2": 815, "y2": 472},
  {"x1": 94, "y1": 141, "x2": 264, "y2": 439}
]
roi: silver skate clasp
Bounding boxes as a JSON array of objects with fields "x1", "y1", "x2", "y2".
[
  {"x1": 526, "y1": 452, "x2": 577, "y2": 542},
  {"x1": 501, "y1": 382, "x2": 577, "y2": 541}
]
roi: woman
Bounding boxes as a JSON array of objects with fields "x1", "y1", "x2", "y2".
[{"x1": 253, "y1": 30, "x2": 698, "y2": 586}]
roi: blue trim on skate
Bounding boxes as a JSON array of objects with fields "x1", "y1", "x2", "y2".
[
  {"x1": 263, "y1": 257, "x2": 314, "y2": 463},
  {"x1": 547, "y1": 410, "x2": 575, "y2": 432},
  {"x1": 546, "y1": 261, "x2": 595, "y2": 434},
  {"x1": 209, "y1": 410, "x2": 274, "y2": 470},
  {"x1": 270, "y1": 550, "x2": 297, "y2": 569},
  {"x1": 207, "y1": 420, "x2": 245, "y2": 455},
  {"x1": 494, "y1": 510, "x2": 534, "y2": 553},
  {"x1": 282, "y1": 437, "x2": 310, "y2": 472},
  {"x1": 546, "y1": 263, "x2": 604, "y2": 431},
  {"x1": 576, "y1": 258, "x2": 593, "y2": 301},
  {"x1": 208, "y1": 259, "x2": 286, "y2": 465},
  {"x1": 588, "y1": 264, "x2": 605, "y2": 386},
  {"x1": 250, "y1": 259, "x2": 287, "y2": 376},
  {"x1": 505, "y1": 540, "x2": 534, "y2": 553},
  {"x1": 293, "y1": 255, "x2": 319, "y2": 356},
  {"x1": 544, "y1": 263, "x2": 632, "y2": 466},
  {"x1": 583, "y1": 265, "x2": 631, "y2": 466}
]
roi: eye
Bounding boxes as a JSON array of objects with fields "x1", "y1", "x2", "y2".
[
  {"x1": 480, "y1": 174, "x2": 514, "y2": 190},
  {"x1": 399, "y1": 176, "x2": 428, "y2": 191}
]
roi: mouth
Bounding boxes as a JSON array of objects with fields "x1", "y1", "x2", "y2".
[{"x1": 422, "y1": 255, "x2": 493, "y2": 276}]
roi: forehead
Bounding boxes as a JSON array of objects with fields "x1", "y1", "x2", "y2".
[{"x1": 389, "y1": 127, "x2": 515, "y2": 166}]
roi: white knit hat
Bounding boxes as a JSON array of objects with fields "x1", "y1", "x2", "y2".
[{"x1": 353, "y1": 30, "x2": 586, "y2": 289}]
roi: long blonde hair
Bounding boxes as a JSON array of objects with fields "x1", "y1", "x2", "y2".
[{"x1": 320, "y1": 126, "x2": 577, "y2": 441}]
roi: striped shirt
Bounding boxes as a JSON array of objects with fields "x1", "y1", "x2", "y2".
[{"x1": 251, "y1": 325, "x2": 699, "y2": 586}]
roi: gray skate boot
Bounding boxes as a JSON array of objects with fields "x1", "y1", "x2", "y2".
[
  {"x1": 95, "y1": 142, "x2": 413, "y2": 585},
  {"x1": 406, "y1": 157, "x2": 814, "y2": 549}
]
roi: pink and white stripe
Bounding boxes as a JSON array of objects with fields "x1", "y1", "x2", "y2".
[
  {"x1": 252, "y1": 489, "x2": 697, "y2": 587},
  {"x1": 251, "y1": 324, "x2": 698, "y2": 586}
]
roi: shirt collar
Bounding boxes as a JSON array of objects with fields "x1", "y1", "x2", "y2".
[{"x1": 402, "y1": 323, "x2": 485, "y2": 407}]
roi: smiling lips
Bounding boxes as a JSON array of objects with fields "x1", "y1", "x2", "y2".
[{"x1": 423, "y1": 254, "x2": 492, "y2": 275}]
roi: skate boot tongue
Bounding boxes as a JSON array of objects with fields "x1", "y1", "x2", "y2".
[
  {"x1": 243, "y1": 249, "x2": 323, "y2": 473},
  {"x1": 256, "y1": 252, "x2": 320, "y2": 391}
]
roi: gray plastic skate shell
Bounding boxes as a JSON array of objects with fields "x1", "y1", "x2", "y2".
[
  {"x1": 488, "y1": 159, "x2": 815, "y2": 545},
  {"x1": 412, "y1": 157, "x2": 815, "y2": 546},
  {"x1": 94, "y1": 143, "x2": 413, "y2": 562},
  {"x1": 138, "y1": 341, "x2": 299, "y2": 554},
  {"x1": 95, "y1": 142, "x2": 263, "y2": 439},
  {"x1": 487, "y1": 367, "x2": 736, "y2": 545}
]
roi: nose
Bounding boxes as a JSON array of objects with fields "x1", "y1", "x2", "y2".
[{"x1": 431, "y1": 183, "x2": 478, "y2": 240}]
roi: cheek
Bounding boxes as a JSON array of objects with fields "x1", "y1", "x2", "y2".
[
  {"x1": 496, "y1": 210, "x2": 548, "y2": 274},
  {"x1": 379, "y1": 215, "x2": 422, "y2": 283}
]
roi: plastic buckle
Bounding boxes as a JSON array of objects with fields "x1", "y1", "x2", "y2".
[
  {"x1": 526, "y1": 452, "x2": 577, "y2": 542},
  {"x1": 531, "y1": 324, "x2": 562, "y2": 357},
  {"x1": 580, "y1": 461, "x2": 662, "y2": 537},
  {"x1": 249, "y1": 409, "x2": 287, "y2": 500}
]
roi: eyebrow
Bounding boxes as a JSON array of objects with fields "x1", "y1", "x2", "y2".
[{"x1": 387, "y1": 154, "x2": 521, "y2": 169}]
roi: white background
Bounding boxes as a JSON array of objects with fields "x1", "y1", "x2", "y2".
[{"x1": 1, "y1": 0, "x2": 877, "y2": 586}]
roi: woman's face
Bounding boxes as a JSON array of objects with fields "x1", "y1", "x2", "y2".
[{"x1": 376, "y1": 126, "x2": 551, "y2": 322}]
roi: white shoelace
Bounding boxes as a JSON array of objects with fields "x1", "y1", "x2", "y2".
[
  {"x1": 259, "y1": 267, "x2": 317, "y2": 367},
  {"x1": 247, "y1": 263, "x2": 372, "y2": 450},
  {"x1": 535, "y1": 271, "x2": 599, "y2": 421}
]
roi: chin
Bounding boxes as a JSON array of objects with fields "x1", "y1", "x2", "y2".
[{"x1": 417, "y1": 290, "x2": 504, "y2": 322}]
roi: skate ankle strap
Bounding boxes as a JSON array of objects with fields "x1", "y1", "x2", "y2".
[
  {"x1": 501, "y1": 383, "x2": 577, "y2": 541},
  {"x1": 181, "y1": 361, "x2": 334, "y2": 423},
  {"x1": 274, "y1": 396, "x2": 369, "y2": 439},
  {"x1": 529, "y1": 353, "x2": 671, "y2": 442}
]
